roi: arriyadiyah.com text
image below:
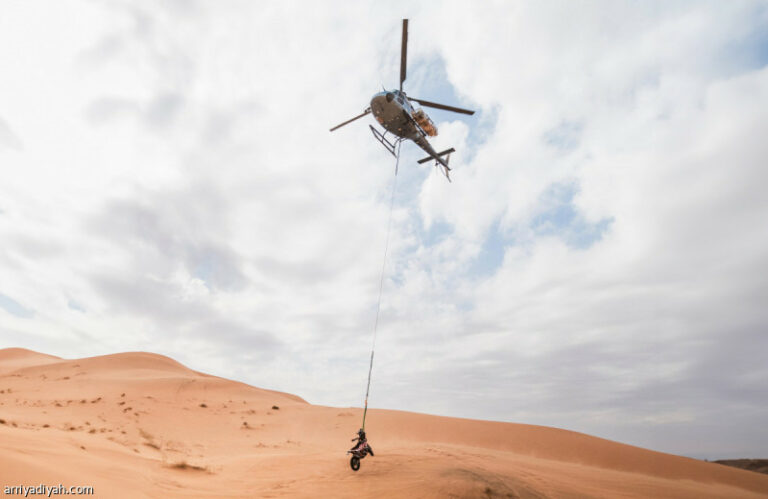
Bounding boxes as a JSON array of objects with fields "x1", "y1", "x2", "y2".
[{"x1": 4, "y1": 484, "x2": 94, "y2": 497}]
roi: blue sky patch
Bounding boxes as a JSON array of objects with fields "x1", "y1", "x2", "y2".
[
  {"x1": 422, "y1": 220, "x2": 453, "y2": 248},
  {"x1": 407, "y1": 55, "x2": 474, "y2": 126},
  {"x1": 543, "y1": 121, "x2": 583, "y2": 153},
  {"x1": 729, "y1": 6, "x2": 768, "y2": 72},
  {"x1": 407, "y1": 54, "x2": 492, "y2": 160},
  {"x1": 192, "y1": 253, "x2": 217, "y2": 290},
  {"x1": 67, "y1": 299, "x2": 86, "y2": 313},
  {"x1": 532, "y1": 182, "x2": 612, "y2": 249},
  {"x1": 710, "y1": 10, "x2": 768, "y2": 76},
  {"x1": 470, "y1": 219, "x2": 511, "y2": 277},
  {"x1": 0, "y1": 292, "x2": 35, "y2": 318},
  {"x1": 740, "y1": 27, "x2": 768, "y2": 71}
]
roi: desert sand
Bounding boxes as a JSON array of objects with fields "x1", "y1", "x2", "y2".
[{"x1": 1, "y1": 348, "x2": 766, "y2": 498}]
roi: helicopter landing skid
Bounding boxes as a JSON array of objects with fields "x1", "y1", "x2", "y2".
[{"x1": 369, "y1": 125, "x2": 401, "y2": 158}]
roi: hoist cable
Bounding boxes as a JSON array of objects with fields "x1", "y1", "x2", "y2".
[{"x1": 361, "y1": 140, "x2": 401, "y2": 431}]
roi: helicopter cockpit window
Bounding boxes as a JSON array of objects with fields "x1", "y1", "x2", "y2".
[{"x1": 397, "y1": 96, "x2": 404, "y2": 104}]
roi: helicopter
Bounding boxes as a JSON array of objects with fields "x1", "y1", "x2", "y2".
[{"x1": 330, "y1": 19, "x2": 475, "y2": 182}]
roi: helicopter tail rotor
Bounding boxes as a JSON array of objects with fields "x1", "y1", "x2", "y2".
[{"x1": 441, "y1": 151, "x2": 452, "y2": 182}]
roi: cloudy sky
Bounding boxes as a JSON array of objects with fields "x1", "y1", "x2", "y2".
[{"x1": 2, "y1": 1, "x2": 768, "y2": 459}]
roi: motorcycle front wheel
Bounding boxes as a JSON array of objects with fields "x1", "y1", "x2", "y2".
[{"x1": 350, "y1": 456, "x2": 360, "y2": 471}]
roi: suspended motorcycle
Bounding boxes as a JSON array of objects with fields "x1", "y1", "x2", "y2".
[{"x1": 347, "y1": 439, "x2": 374, "y2": 471}]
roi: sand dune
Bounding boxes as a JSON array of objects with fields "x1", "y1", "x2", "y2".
[{"x1": 1, "y1": 348, "x2": 766, "y2": 498}]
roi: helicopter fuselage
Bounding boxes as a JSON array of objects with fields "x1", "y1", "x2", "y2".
[
  {"x1": 369, "y1": 89, "x2": 448, "y2": 170},
  {"x1": 370, "y1": 90, "x2": 420, "y2": 140}
]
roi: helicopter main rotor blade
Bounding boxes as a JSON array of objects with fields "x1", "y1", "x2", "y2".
[
  {"x1": 400, "y1": 19, "x2": 408, "y2": 92},
  {"x1": 329, "y1": 108, "x2": 371, "y2": 132},
  {"x1": 409, "y1": 97, "x2": 475, "y2": 115}
]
